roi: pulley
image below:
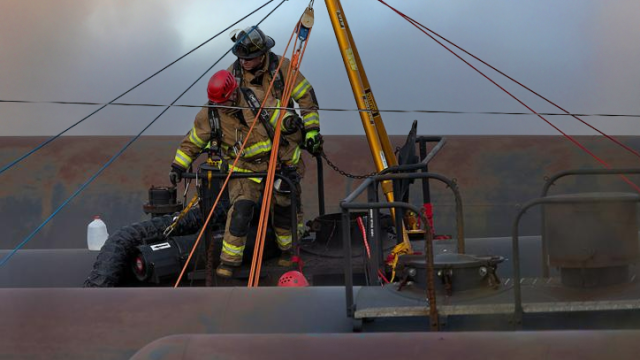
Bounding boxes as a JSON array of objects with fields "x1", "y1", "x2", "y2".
[{"x1": 298, "y1": 7, "x2": 314, "y2": 41}]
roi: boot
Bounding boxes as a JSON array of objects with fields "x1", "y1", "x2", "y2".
[
  {"x1": 216, "y1": 263, "x2": 236, "y2": 278},
  {"x1": 278, "y1": 250, "x2": 294, "y2": 267}
]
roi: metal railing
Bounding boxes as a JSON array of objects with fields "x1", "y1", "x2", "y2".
[
  {"x1": 340, "y1": 170, "x2": 463, "y2": 331},
  {"x1": 540, "y1": 168, "x2": 640, "y2": 277},
  {"x1": 512, "y1": 193, "x2": 640, "y2": 323}
]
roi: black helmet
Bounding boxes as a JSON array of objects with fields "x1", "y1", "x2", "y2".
[{"x1": 231, "y1": 25, "x2": 275, "y2": 59}]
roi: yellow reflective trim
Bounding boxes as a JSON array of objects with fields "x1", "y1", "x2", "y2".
[
  {"x1": 174, "y1": 149, "x2": 192, "y2": 168},
  {"x1": 292, "y1": 79, "x2": 311, "y2": 101},
  {"x1": 302, "y1": 112, "x2": 320, "y2": 127},
  {"x1": 243, "y1": 140, "x2": 272, "y2": 158},
  {"x1": 287, "y1": 146, "x2": 301, "y2": 165},
  {"x1": 269, "y1": 100, "x2": 282, "y2": 127},
  {"x1": 229, "y1": 165, "x2": 252, "y2": 172},
  {"x1": 189, "y1": 126, "x2": 206, "y2": 148},
  {"x1": 229, "y1": 165, "x2": 263, "y2": 183},
  {"x1": 222, "y1": 241, "x2": 245, "y2": 256},
  {"x1": 275, "y1": 233, "x2": 292, "y2": 248}
]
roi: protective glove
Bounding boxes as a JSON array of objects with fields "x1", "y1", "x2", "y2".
[
  {"x1": 304, "y1": 130, "x2": 322, "y2": 156},
  {"x1": 169, "y1": 165, "x2": 184, "y2": 186}
]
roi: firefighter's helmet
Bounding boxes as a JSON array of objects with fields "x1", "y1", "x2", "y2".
[
  {"x1": 231, "y1": 25, "x2": 275, "y2": 59},
  {"x1": 207, "y1": 70, "x2": 238, "y2": 103},
  {"x1": 278, "y1": 271, "x2": 309, "y2": 287}
]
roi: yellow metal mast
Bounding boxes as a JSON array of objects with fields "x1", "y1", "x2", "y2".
[
  {"x1": 325, "y1": 0, "x2": 411, "y2": 249},
  {"x1": 324, "y1": 0, "x2": 397, "y2": 177}
]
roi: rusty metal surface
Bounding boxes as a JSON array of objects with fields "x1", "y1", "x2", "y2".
[
  {"x1": 2, "y1": 135, "x2": 640, "y2": 250},
  {"x1": 5, "y1": 285, "x2": 640, "y2": 359},
  {"x1": 0, "y1": 287, "x2": 352, "y2": 360},
  {"x1": 0, "y1": 249, "x2": 96, "y2": 287},
  {"x1": 130, "y1": 331, "x2": 640, "y2": 360},
  {"x1": 6, "y1": 280, "x2": 640, "y2": 358},
  {"x1": 544, "y1": 193, "x2": 639, "y2": 268}
]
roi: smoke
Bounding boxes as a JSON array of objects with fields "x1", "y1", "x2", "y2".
[{"x1": 1, "y1": 0, "x2": 639, "y2": 136}]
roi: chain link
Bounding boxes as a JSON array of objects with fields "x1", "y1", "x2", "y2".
[{"x1": 320, "y1": 151, "x2": 379, "y2": 179}]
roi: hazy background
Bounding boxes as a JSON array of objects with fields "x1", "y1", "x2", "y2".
[{"x1": 1, "y1": 0, "x2": 639, "y2": 136}]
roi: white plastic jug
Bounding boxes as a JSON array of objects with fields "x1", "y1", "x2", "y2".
[{"x1": 87, "y1": 216, "x2": 109, "y2": 251}]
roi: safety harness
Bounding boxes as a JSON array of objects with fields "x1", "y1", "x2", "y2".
[
  {"x1": 234, "y1": 52, "x2": 283, "y2": 96},
  {"x1": 233, "y1": 52, "x2": 296, "y2": 109},
  {"x1": 242, "y1": 87, "x2": 288, "y2": 147},
  {"x1": 207, "y1": 88, "x2": 288, "y2": 150},
  {"x1": 206, "y1": 102, "x2": 224, "y2": 155}
]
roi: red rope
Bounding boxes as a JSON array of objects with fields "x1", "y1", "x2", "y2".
[
  {"x1": 378, "y1": 269, "x2": 390, "y2": 284},
  {"x1": 356, "y1": 217, "x2": 371, "y2": 259},
  {"x1": 378, "y1": 0, "x2": 640, "y2": 194},
  {"x1": 389, "y1": 6, "x2": 640, "y2": 164},
  {"x1": 357, "y1": 216, "x2": 390, "y2": 285}
]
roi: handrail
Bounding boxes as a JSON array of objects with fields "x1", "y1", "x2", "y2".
[
  {"x1": 341, "y1": 200, "x2": 438, "y2": 331},
  {"x1": 542, "y1": 168, "x2": 640, "y2": 198},
  {"x1": 342, "y1": 172, "x2": 464, "y2": 253},
  {"x1": 540, "y1": 168, "x2": 640, "y2": 277},
  {"x1": 512, "y1": 193, "x2": 640, "y2": 324},
  {"x1": 340, "y1": 171, "x2": 464, "y2": 331},
  {"x1": 417, "y1": 136, "x2": 447, "y2": 165}
]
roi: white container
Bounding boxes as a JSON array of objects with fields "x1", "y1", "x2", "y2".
[{"x1": 87, "y1": 216, "x2": 109, "y2": 251}]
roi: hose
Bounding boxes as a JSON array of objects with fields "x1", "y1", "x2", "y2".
[{"x1": 83, "y1": 208, "x2": 204, "y2": 287}]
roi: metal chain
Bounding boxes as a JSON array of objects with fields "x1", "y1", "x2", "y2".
[{"x1": 320, "y1": 151, "x2": 378, "y2": 179}]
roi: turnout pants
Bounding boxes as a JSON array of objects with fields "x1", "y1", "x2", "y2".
[{"x1": 220, "y1": 177, "x2": 300, "y2": 266}]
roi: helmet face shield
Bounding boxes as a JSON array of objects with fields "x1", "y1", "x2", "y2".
[
  {"x1": 231, "y1": 26, "x2": 275, "y2": 59},
  {"x1": 233, "y1": 41, "x2": 261, "y2": 59}
]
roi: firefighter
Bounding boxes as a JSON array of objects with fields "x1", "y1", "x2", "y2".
[
  {"x1": 169, "y1": 70, "x2": 304, "y2": 278},
  {"x1": 228, "y1": 25, "x2": 322, "y2": 239},
  {"x1": 227, "y1": 25, "x2": 321, "y2": 154}
]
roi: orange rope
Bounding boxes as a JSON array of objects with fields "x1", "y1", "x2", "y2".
[
  {"x1": 248, "y1": 22, "x2": 313, "y2": 287},
  {"x1": 248, "y1": 29, "x2": 300, "y2": 287},
  {"x1": 173, "y1": 29, "x2": 298, "y2": 288}
]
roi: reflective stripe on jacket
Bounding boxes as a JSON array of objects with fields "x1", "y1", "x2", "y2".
[
  {"x1": 228, "y1": 54, "x2": 320, "y2": 134},
  {"x1": 173, "y1": 87, "x2": 303, "y2": 175}
]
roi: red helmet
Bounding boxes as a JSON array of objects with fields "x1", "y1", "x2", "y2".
[
  {"x1": 278, "y1": 271, "x2": 309, "y2": 287},
  {"x1": 207, "y1": 70, "x2": 238, "y2": 103}
]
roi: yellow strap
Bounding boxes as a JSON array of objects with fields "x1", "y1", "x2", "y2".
[
  {"x1": 163, "y1": 193, "x2": 200, "y2": 238},
  {"x1": 387, "y1": 242, "x2": 412, "y2": 283}
]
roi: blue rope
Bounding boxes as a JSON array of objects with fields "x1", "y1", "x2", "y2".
[
  {"x1": 0, "y1": 0, "x2": 287, "y2": 267},
  {"x1": 0, "y1": 0, "x2": 275, "y2": 176}
]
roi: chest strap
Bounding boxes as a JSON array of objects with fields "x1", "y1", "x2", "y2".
[
  {"x1": 207, "y1": 102, "x2": 223, "y2": 153},
  {"x1": 240, "y1": 87, "x2": 288, "y2": 147},
  {"x1": 233, "y1": 53, "x2": 287, "y2": 104}
]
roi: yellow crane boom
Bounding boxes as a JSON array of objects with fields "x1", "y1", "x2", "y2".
[{"x1": 325, "y1": 0, "x2": 412, "y2": 250}]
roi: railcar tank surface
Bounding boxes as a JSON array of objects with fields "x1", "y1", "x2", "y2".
[{"x1": 2, "y1": 1, "x2": 640, "y2": 359}]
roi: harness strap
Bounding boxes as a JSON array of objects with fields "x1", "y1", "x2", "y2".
[
  {"x1": 207, "y1": 102, "x2": 223, "y2": 153},
  {"x1": 268, "y1": 52, "x2": 285, "y2": 99},
  {"x1": 240, "y1": 87, "x2": 289, "y2": 147},
  {"x1": 232, "y1": 60, "x2": 244, "y2": 91},
  {"x1": 233, "y1": 53, "x2": 292, "y2": 108}
]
